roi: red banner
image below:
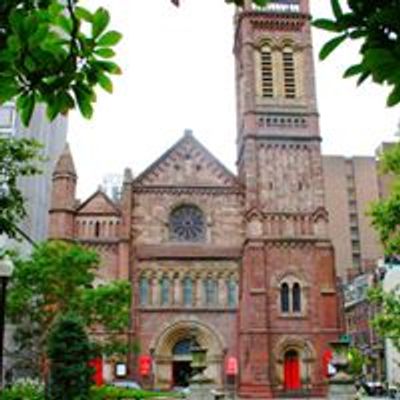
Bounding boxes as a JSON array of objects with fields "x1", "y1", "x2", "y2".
[
  {"x1": 139, "y1": 355, "x2": 152, "y2": 376},
  {"x1": 322, "y1": 349, "x2": 333, "y2": 377},
  {"x1": 226, "y1": 356, "x2": 238, "y2": 376},
  {"x1": 89, "y1": 358, "x2": 104, "y2": 386}
]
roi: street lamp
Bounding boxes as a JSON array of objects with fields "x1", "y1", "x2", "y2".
[{"x1": 0, "y1": 256, "x2": 14, "y2": 388}]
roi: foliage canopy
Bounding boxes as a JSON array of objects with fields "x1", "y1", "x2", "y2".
[
  {"x1": 314, "y1": 0, "x2": 400, "y2": 107},
  {"x1": 6, "y1": 241, "x2": 131, "y2": 376}
]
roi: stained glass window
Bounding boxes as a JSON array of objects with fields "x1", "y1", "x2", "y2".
[
  {"x1": 227, "y1": 279, "x2": 237, "y2": 308},
  {"x1": 292, "y1": 283, "x2": 301, "y2": 312},
  {"x1": 160, "y1": 277, "x2": 170, "y2": 306},
  {"x1": 183, "y1": 277, "x2": 193, "y2": 307},
  {"x1": 204, "y1": 278, "x2": 218, "y2": 306},
  {"x1": 281, "y1": 283, "x2": 290, "y2": 312},
  {"x1": 169, "y1": 205, "x2": 205, "y2": 242},
  {"x1": 139, "y1": 277, "x2": 149, "y2": 306}
]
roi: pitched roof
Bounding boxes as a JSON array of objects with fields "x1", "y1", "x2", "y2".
[
  {"x1": 134, "y1": 131, "x2": 239, "y2": 188},
  {"x1": 76, "y1": 190, "x2": 120, "y2": 215}
]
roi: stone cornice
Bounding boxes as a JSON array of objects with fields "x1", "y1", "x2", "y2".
[
  {"x1": 135, "y1": 244, "x2": 242, "y2": 260},
  {"x1": 132, "y1": 185, "x2": 243, "y2": 196}
]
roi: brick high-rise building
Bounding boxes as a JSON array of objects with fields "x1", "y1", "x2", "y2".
[{"x1": 49, "y1": 0, "x2": 341, "y2": 397}]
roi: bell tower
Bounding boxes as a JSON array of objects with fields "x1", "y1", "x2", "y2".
[{"x1": 235, "y1": 1, "x2": 341, "y2": 397}]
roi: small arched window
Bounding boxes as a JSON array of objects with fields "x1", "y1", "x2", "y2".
[
  {"x1": 281, "y1": 283, "x2": 290, "y2": 313},
  {"x1": 260, "y1": 45, "x2": 274, "y2": 98},
  {"x1": 204, "y1": 278, "x2": 218, "y2": 306},
  {"x1": 227, "y1": 278, "x2": 237, "y2": 308},
  {"x1": 292, "y1": 282, "x2": 301, "y2": 312},
  {"x1": 169, "y1": 205, "x2": 205, "y2": 242},
  {"x1": 282, "y1": 47, "x2": 296, "y2": 99},
  {"x1": 160, "y1": 277, "x2": 170, "y2": 306},
  {"x1": 94, "y1": 221, "x2": 100, "y2": 237},
  {"x1": 183, "y1": 277, "x2": 193, "y2": 307},
  {"x1": 139, "y1": 277, "x2": 149, "y2": 306}
]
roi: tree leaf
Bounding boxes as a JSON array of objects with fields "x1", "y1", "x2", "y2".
[
  {"x1": 20, "y1": 93, "x2": 36, "y2": 127},
  {"x1": 75, "y1": 6, "x2": 93, "y2": 23},
  {"x1": 312, "y1": 19, "x2": 340, "y2": 32},
  {"x1": 98, "y1": 73, "x2": 113, "y2": 93},
  {"x1": 319, "y1": 34, "x2": 347, "y2": 60},
  {"x1": 97, "y1": 31, "x2": 122, "y2": 47},
  {"x1": 94, "y1": 48, "x2": 115, "y2": 59},
  {"x1": 343, "y1": 64, "x2": 363, "y2": 78},
  {"x1": 331, "y1": 0, "x2": 343, "y2": 19},
  {"x1": 387, "y1": 85, "x2": 400, "y2": 107},
  {"x1": 92, "y1": 8, "x2": 110, "y2": 38}
]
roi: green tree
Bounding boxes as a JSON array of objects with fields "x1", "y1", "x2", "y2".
[
  {"x1": 313, "y1": 0, "x2": 400, "y2": 107},
  {"x1": 0, "y1": 137, "x2": 42, "y2": 239},
  {"x1": 0, "y1": 0, "x2": 268, "y2": 125},
  {"x1": 6, "y1": 240, "x2": 131, "y2": 376},
  {"x1": 368, "y1": 143, "x2": 400, "y2": 350},
  {"x1": 47, "y1": 314, "x2": 92, "y2": 400}
]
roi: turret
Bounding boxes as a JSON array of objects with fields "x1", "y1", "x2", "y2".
[{"x1": 48, "y1": 143, "x2": 77, "y2": 239}]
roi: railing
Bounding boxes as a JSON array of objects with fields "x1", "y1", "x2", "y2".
[{"x1": 251, "y1": 1, "x2": 300, "y2": 13}]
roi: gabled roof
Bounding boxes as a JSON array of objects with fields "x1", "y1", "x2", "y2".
[
  {"x1": 76, "y1": 190, "x2": 120, "y2": 215},
  {"x1": 134, "y1": 131, "x2": 239, "y2": 187}
]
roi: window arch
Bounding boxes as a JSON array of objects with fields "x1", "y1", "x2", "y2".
[
  {"x1": 292, "y1": 282, "x2": 301, "y2": 312},
  {"x1": 169, "y1": 205, "x2": 206, "y2": 242},
  {"x1": 160, "y1": 277, "x2": 170, "y2": 306},
  {"x1": 227, "y1": 278, "x2": 237, "y2": 308},
  {"x1": 139, "y1": 277, "x2": 149, "y2": 306},
  {"x1": 281, "y1": 283, "x2": 290, "y2": 313},
  {"x1": 282, "y1": 47, "x2": 296, "y2": 99},
  {"x1": 183, "y1": 277, "x2": 193, "y2": 307},
  {"x1": 203, "y1": 277, "x2": 218, "y2": 306},
  {"x1": 260, "y1": 45, "x2": 274, "y2": 98}
]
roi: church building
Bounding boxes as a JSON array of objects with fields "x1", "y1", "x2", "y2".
[{"x1": 49, "y1": 0, "x2": 341, "y2": 397}]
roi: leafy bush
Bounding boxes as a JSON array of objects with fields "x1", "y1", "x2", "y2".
[
  {"x1": 90, "y1": 386, "x2": 181, "y2": 400},
  {"x1": 0, "y1": 378, "x2": 44, "y2": 400}
]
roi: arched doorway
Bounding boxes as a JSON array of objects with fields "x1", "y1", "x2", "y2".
[
  {"x1": 150, "y1": 319, "x2": 225, "y2": 389},
  {"x1": 172, "y1": 338, "x2": 198, "y2": 387},
  {"x1": 284, "y1": 350, "x2": 301, "y2": 390}
]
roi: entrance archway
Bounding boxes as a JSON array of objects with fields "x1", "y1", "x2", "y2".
[
  {"x1": 284, "y1": 350, "x2": 301, "y2": 390},
  {"x1": 150, "y1": 319, "x2": 225, "y2": 389}
]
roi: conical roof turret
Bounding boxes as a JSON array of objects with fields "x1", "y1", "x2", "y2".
[{"x1": 54, "y1": 143, "x2": 76, "y2": 177}]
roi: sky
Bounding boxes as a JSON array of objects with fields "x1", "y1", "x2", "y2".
[{"x1": 68, "y1": 0, "x2": 400, "y2": 199}]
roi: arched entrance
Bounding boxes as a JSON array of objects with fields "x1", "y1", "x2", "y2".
[
  {"x1": 150, "y1": 319, "x2": 225, "y2": 389},
  {"x1": 284, "y1": 350, "x2": 300, "y2": 390}
]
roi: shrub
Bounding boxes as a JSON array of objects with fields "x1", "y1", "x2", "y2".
[
  {"x1": 90, "y1": 386, "x2": 181, "y2": 400},
  {"x1": 0, "y1": 378, "x2": 44, "y2": 400}
]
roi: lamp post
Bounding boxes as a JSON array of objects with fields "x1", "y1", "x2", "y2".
[{"x1": 0, "y1": 256, "x2": 14, "y2": 388}]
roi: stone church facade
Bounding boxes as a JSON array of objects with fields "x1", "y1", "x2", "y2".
[{"x1": 49, "y1": 0, "x2": 341, "y2": 397}]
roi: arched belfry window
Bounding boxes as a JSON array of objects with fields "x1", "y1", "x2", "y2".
[
  {"x1": 281, "y1": 283, "x2": 290, "y2": 313},
  {"x1": 282, "y1": 47, "x2": 296, "y2": 99},
  {"x1": 292, "y1": 282, "x2": 301, "y2": 312},
  {"x1": 260, "y1": 45, "x2": 274, "y2": 98},
  {"x1": 169, "y1": 205, "x2": 206, "y2": 242}
]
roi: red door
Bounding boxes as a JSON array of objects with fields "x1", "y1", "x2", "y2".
[
  {"x1": 284, "y1": 351, "x2": 300, "y2": 390},
  {"x1": 89, "y1": 358, "x2": 104, "y2": 386}
]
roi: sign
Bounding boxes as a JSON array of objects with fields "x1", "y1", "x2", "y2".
[
  {"x1": 139, "y1": 355, "x2": 152, "y2": 376},
  {"x1": 115, "y1": 362, "x2": 127, "y2": 378},
  {"x1": 322, "y1": 350, "x2": 334, "y2": 377},
  {"x1": 226, "y1": 356, "x2": 238, "y2": 376}
]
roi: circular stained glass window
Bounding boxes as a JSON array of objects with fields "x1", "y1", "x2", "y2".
[{"x1": 170, "y1": 205, "x2": 205, "y2": 242}]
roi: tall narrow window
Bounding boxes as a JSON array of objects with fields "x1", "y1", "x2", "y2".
[
  {"x1": 261, "y1": 46, "x2": 273, "y2": 98},
  {"x1": 94, "y1": 221, "x2": 100, "y2": 237},
  {"x1": 139, "y1": 278, "x2": 149, "y2": 306},
  {"x1": 227, "y1": 278, "x2": 237, "y2": 308},
  {"x1": 292, "y1": 283, "x2": 301, "y2": 312},
  {"x1": 282, "y1": 47, "x2": 296, "y2": 99},
  {"x1": 281, "y1": 283, "x2": 290, "y2": 312},
  {"x1": 204, "y1": 278, "x2": 218, "y2": 306},
  {"x1": 183, "y1": 277, "x2": 193, "y2": 307},
  {"x1": 160, "y1": 277, "x2": 170, "y2": 306}
]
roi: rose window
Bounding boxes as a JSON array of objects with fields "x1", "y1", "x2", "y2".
[{"x1": 169, "y1": 205, "x2": 205, "y2": 242}]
